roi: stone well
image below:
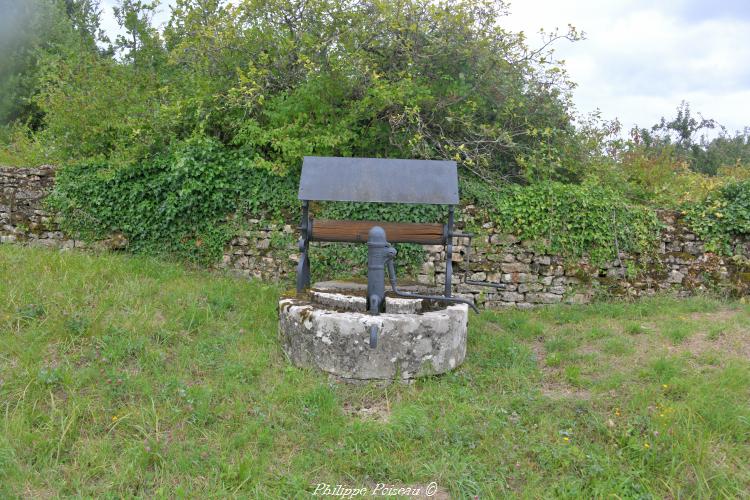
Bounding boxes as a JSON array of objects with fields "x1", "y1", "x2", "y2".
[{"x1": 278, "y1": 281, "x2": 469, "y2": 381}]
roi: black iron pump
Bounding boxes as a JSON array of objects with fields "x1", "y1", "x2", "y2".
[
  {"x1": 366, "y1": 226, "x2": 395, "y2": 348},
  {"x1": 366, "y1": 226, "x2": 396, "y2": 316},
  {"x1": 363, "y1": 226, "x2": 477, "y2": 347}
]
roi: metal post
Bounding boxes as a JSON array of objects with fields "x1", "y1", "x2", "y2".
[
  {"x1": 445, "y1": 205, "x2": 454, "y2": 297},
  {"x1": 296, "y1": 201, "x2": 311, "y2": 293}
]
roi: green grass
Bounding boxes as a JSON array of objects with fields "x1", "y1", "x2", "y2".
[
  {"x1": 1, "y1": 245, "x2": 749, "y2": 498},
  {"x1": 624, "y1": 322, "x2": 648, "y2": 335},
  {"x1": 662, "y1": 318, "x2": 692, "y2": 344}
]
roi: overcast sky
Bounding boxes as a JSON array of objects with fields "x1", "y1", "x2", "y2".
[{"x1": 99, "y1": 0, "x2": 750, "y2": 135}]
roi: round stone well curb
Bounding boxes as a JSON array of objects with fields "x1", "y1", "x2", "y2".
[{"x1": 278, "y1": 285, "x2": 468, "y2": 380}]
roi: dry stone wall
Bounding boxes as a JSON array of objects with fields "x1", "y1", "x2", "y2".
[
  {"x1": 3, "y1": 165, "x2": 748, "y2": 305},
  {"x1": 423, "y1": 209, "x2": 749, "y2": 306},
  {"x1": 0, "y1": 166, "x2": 78, "y2": 248},
  {"x1": 219, "y1": 219, "x2": 298, "y2": 283},
  {"x1": 218, "y1": 211, "x2": 749, "y2": 305}
]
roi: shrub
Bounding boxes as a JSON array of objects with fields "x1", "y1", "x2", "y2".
[
  {"x1": 684, "y1": 180, "x2": 750, "y2": 255},
  {"x1": 29, "y1": 0, "x2": 582, "y2": 183},
  {"x1": 0, "y1": 124, "x2": 51, "y2": 167}
]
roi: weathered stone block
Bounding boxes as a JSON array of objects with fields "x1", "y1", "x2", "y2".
[
  {"x1": 417, "y1": 274, "x2": 433, "y2": 284},
  {"x1": 501, "y1": 272, "x2": 534, "y2": 283},
  {"x1": 518, "y1": 283, "x2": 543, "y2": 293},
  {"x1": 526, "y1": 292, "x2": 562, "y2": 304},
  {"x1": 517, "y1": 253, "x2": 533, "y2": 264},
  {"x1": 484, "y1": 300, "x2": 515, "y2": 308},
  {"x1": 501, "y1": 262, "x2": 530, "y2": 273},
  {"x1": 534, "y1": 255, "x2": 551, "y2": 265},
  {"x1": 487, "y1": 273, "x2": 503, "y2": 283},
  {"x1": 565, "y1": 293, "x2": 591, "y2": 305},
  {"x1": 683, "y1": 242, "x2": 703, "y2": 254},
  {"x1": 607, "y1": 267, "x2": 625, "y2": 278},
  {"x1": 500, "y1": 291, "x2": 524, "y2": 302},
  {"x1": 667, "y1": 270, "x2": 684, "y2": 283},
  {"x1": 421, "y1": 261, "x2": 435, "y2": 275}
]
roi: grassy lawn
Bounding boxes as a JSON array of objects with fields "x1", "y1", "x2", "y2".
[{"x1": 1, "y1": 245, "x2": 749, "y2": 498}]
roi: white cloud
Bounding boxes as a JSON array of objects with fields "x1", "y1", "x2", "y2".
[{"x1": 505, "y1": 0, "x2": 750, "y2": 134}]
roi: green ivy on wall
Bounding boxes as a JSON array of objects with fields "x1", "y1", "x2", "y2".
[
  {"x1": 48, "y1": 139, "x2": 668, "y2": 277},
  {"x1": 684, "y1": 180, "x2": 750, "y2": 255},
  {"x1": 47, "y1": 137, "x2": 446, "y2": 276},
  {"x1": 462, "y1": 178, "x2": 663, "y2": 265},
  {"x1": 47, "y1": 137, "x2": 299, "y2": 265}
]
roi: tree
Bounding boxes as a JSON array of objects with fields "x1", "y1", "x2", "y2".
[
  {"x1": 29, "y1": 0, "x2": 585, "y2": 182},
  {"x1": 700, "y1": 128, "x2": 750, "y2": 177},
  {"x1": 63, "y1": 0, "x2": 107, "y2": 46},
  {"x1": 0, "y1": 0, "x2": 104, "y2": 128},
  {"x1": 113, "y1": 1, "x2": 163, "y2": 66},
  {"x1": 632, "y1": 101, "x2": 750, "y2": 176}
]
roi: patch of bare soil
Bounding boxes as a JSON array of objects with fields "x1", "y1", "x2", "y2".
[
  {"x1": 530, "y1": 339, "x2": 592, "y2": 400},
  {"x1": 641, "y1": 309, "x2": 749, "y2": 364},
  {"x1": 665, "y1": 331, "x2": 750, "y2": 362},
  {"x1": 342, "y1": 399, "x2": 391, "y2": 423},
  {"x1": 44, "y1": 342, "x2": 61, "y2": 368},
  {"x1": 687, "y1": 309, "x2": 742, "y2": 323},
  {"x1": 529, "y1": 339, "x2": 546, "y2": 366},
  {"x1": 23, "y1": 484, "x2": 56, "y2": 499},
  {"x1": 539, "y1": 380, "x2": 593, "y2": 400}
]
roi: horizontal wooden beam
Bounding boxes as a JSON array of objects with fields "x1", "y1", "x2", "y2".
[{"x1": 310, "y1": 219, "x2": 446, "y2": 245}]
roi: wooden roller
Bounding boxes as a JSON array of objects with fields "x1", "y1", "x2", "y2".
[{"x1": 310, "y1": 219, "x2": 446, "y2": 245}]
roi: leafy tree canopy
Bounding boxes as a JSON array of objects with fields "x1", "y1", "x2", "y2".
[
  {"x1": 0, "y1": 0, "x2": 104, "y2": 127},
  {"x1": 19, "y1": 0, "x2": 585, "y2": 182},
  {"x1": 632, "y1": 101, "x2": 750, "y2": 176}
]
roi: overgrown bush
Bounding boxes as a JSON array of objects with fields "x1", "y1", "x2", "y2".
[
  {"x1": 26, "y1": 0, "x2": 583, "y2": 183},
  {"x1": 0, "y1": 124, "x2": 50, "y2": 167},
  {"x1": 684, "y1": 180, "x2": 750, "y2": 255}
]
